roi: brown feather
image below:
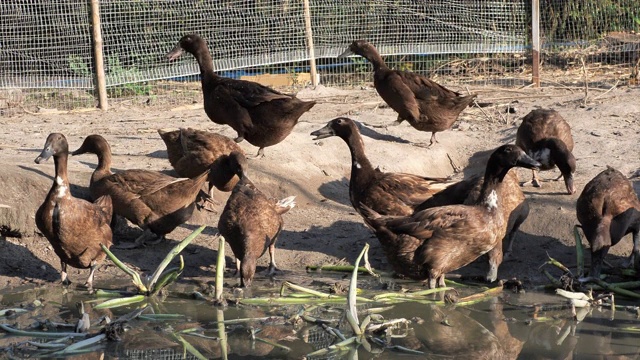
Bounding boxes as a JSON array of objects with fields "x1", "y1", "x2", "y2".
[
  {"x1": 158, "y1": 127, "x2": 244, "y2": 191},
  {"x1": 515, "y1": 109, "x2": 576, "y2": 194},
  {"x1": 417, "y1": 170, "x2": 528, "y2": 282},
  {"x1": 72, "y1": 135, "x2": 208, "y2": 239},
  {"x1": 218, "y1": 152, "x2": 295, "y2": 287},
  {"x1": 310, "y1": 117, "x2": 452, "y2": 221},
  {"x1": 168, "y1": 34, "x2": 315, "y2": 155},
  {"x1": 361, "y1": 145, "x2": 540, "y2": 288},
  {"x1": 576, "y1": 167, "x2": 640, "y2": 278},
  {"x1": 34, "y1": 133, "x2": 112, "y2": 289},
  {"x1": 343, "y1": 40, "x2": 476, "y2": 143}
]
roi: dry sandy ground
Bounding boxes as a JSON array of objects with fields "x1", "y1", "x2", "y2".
[{"x1": 0, "y1": 84, "x2": 639, "y2": 292}]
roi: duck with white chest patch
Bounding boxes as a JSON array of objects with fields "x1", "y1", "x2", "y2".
[
  {"x1": 34, "y1": 133, "x2": 113, "y2": 291},
  {"x1": 516, "y1": 109, "x2": 576, "y2": 194},
  {"x1": 361, "y1": 145, "x2": 540, "y2": 288}
]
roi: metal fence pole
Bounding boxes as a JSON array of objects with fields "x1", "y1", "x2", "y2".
[
  {"x1": 303, "y1": 0, "x2": 318, "y2": 86},
  {"x1": 531, "y1": 0, "x2": 540, "y2": 87},
  {"x1": 90, "y1": 0, "x2": 108, "y2": 110}
]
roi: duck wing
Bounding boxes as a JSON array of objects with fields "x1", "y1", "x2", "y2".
[
  {"x1": 376, "y1": 71, "x2": 422, "y2": 121},
  {"x1": 54, "y1": 198, "x2": 112, "y2": 262},
  {"x1": 217, "y1": 77, "x2": 292, "y2": 108},
  {"x1": 398, "y1": 71, "x2": 475, "y2": 111},
  {"x1": 368, "y1": 173, "x2": 451, "y2": 214},
  {"x1": 396, "y1": 206, "x2": 497, "y2": 269},
  {"x1": 99, "y1": 170, "x2": 173, "y2": 199}
]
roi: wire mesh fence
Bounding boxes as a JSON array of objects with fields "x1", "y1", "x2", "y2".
[{"x1": 0, "y1": 0, "x2": 638, "y2": 111}]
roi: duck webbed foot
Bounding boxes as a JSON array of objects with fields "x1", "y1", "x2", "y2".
[
  {"x1": 196, "y1": 189, "x2": 218, "y2": 213},
  {"x1": 266, "y1": 244, "x2": 279, "y2": 275},
  {"x1": 429, "y1": 132, "x2": 439, "y2": 147},
  {"x1": 250, "y1": 148, "x2": 265, "y2": 159},
  {"x1": 60, "y1": 261, "x2": 71, "y2": 286},
  {"x1": 84, "y1": 262, "x2": 98, "y2": 292},
  {"x1": 116, "y1": 230, "x2": 163, "y2": 249}
]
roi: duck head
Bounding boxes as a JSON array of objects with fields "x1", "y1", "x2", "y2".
[
  {"x1": 167, "y1": 34, "x2": 207, "y2": 61},
  {"x1": 226, "y1": 151, "x2": 248, "y2": 178},
  {"x1": 71, "y1": 134, "x2": 111, "y2": 156},
  {"x1": 35, "y1": 133, "x2": 68, "y2": 163},
  {"x1": 487, "y1": 144, "x2": 541, "y2": 181},
  {"x1": 311, "y1": 117, "x2": 360, "y2": 141},
  {"x1": 338, "y1": 40, "x2": 377, "y2": 58},
  {"x1": 240, "y1": 257, "x2": 256, "y2": 287}
]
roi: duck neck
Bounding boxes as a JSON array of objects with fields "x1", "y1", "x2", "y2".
[
  {"x1": 52, "y1": 152, "x2": 71, "y2": 199},
  {"x1": 363, "y1": 51, "x2": 389, "y2": 71},
  {"x1": 345, "y1": 132, "x2": 375, "y2": 188},
  {"x1": 193, "y1": 47, "x2": 219, "y2": 86},
  {"x1": 92, "y1": 147, "x2": 113, "y2": 183},
  {"x1": 478, "y1": 166, "x2": 508, "y2": 211}
]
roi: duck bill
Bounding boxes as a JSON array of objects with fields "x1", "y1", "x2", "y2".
[
  {"x1": 337, "y1": 47, "x2": 353, "y2": 58},
  {"x1": 564, "y1": 174, "x2": 576, "y2": 195},
  {"x1": 516, "y1": 154, "x2": 541, "y2": 170},
  {"x1": 310, "y1": 124, "x2": 335, "y2": 140},
  {"x1": 70, "y1": 146, "x2": 86, "y2": 156},
  {"x1": 167, "y1": 45, "x2": 184, "y2": 61},
  {"x1": 35, "y1": 146, "x2": 53, "y2": 164}
]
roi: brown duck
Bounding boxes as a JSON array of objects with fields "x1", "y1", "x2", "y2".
[
  {"x1": 217, "y1": 152, "x2": 296, "y2": 287},
  {"x1": 72, "y1": 135, "x2": 209, "y2": 249},
  {"x1": 339, "y1": 40, "x2": 477, "y2": 146},
  {"x1": 516, "y1": 109, "x2": 576, "y2": 194},
  {"x1": 167, "y1": 34, "x2": 316, "y2": 157},
  {"x1": 576, "y1": 167, "x2": 640, "y2": 278},
  {"x1": 361, "y1": 145, "x2": 540, "y2": 288},
  {"x1": 416, "y1": 169, "x2": 529, "y2": 282},
  {"x1": 158, "y1": 127, "x2": 244, "y2": 192},
  {"x1": 34, "y1": 133, "x2": 113, "y2": 290},
  {"x1": 311, "y1": 117, "x2": 451, "y2": 219}
]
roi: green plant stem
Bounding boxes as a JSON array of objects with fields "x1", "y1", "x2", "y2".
[
  {"x1": 347, "y1": 243, "x2": 369, "y2": 333},
  {"x1": 101, "y1": 244, "x2": 147, "y2": 293},
  {"x1": 53, "y1": 334, "x2": 106, "y2": 355},
  {"x1": 215, "y1": 236, "x2": 225, "y2": 302},
  {"x1": 0, "y1": 324, "x2": 87, "y2": 338},
  {"x1": 217, "y1": 309, "x2": 228, "y2": 360},
  {"x1": 306, "y1": 265, "x2": 375, "y2": 273},
  {"x1": 456, "y1": 284, "x2": 503, "y2": 305},
  {"x1": 589, "y1": 279, "x2": 640, "y2": 299},
  {"x1": 148, "y1": 225, "x2": 205, "y2": 290},
  {"x1": 94, "y1": 295, "x2": 146, "y2": 309}
]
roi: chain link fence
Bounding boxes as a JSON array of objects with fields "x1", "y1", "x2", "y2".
[{"x1": 0, "y1": 0, "x2": 638, "y2": 111}]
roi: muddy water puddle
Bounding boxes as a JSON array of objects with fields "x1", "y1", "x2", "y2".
[{"x1": 0, "y1": 273, "x2": 639, "y2": 359}]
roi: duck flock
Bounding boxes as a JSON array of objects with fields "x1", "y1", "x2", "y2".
[{"x1": 32, "y1": 34, "x2": 640, "y2": 291}]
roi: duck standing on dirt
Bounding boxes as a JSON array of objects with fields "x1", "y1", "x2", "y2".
[
  {"x1": 416, "y1": 169, "x2": 529, "y2": 283},
  {"x1": 339, "y1": 40, "x2": 477, "y2": 147},
  {"x1": 361, "y1": 145, "x2": 540, "y2": 288},
  {"x1": 167, "y1": 34, "x2": 316, "y2": 158},
  {"x1": 157, "y1": 127, "x2": 244, "y2": 193},
  {"x1": 34, "y1": 133, "x2": 113, "y2": 290},
  {"x1": 516, "y1": 109, "x2": 576, "y2": 194},
  {"x1": 311, "y1": 117, "x2": 451, "y2": 222},
  {"x1": 576, "y1": 167, "x2": 640, "y2": 278},
  {"x1": 72, "y1": 135, "x2": 209, "y2": 249},
  {"x1": 217, "y1": 152, "x2": 296, "y2": 287}
]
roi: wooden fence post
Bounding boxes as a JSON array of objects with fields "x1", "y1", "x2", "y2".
[
  {"x1": 90, "y1": 0, "x2": 108, "y2": 110},
  {"x1": 531, "y1": 0, "x2": 540, "y2": 87},
  {"x1": 303, "y1": 0, "x2": 318, "y2": 87}
]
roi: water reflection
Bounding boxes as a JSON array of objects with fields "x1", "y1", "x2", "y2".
[{"x1": 0, "y1": 279, "x2": 639, "y2": 359}]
